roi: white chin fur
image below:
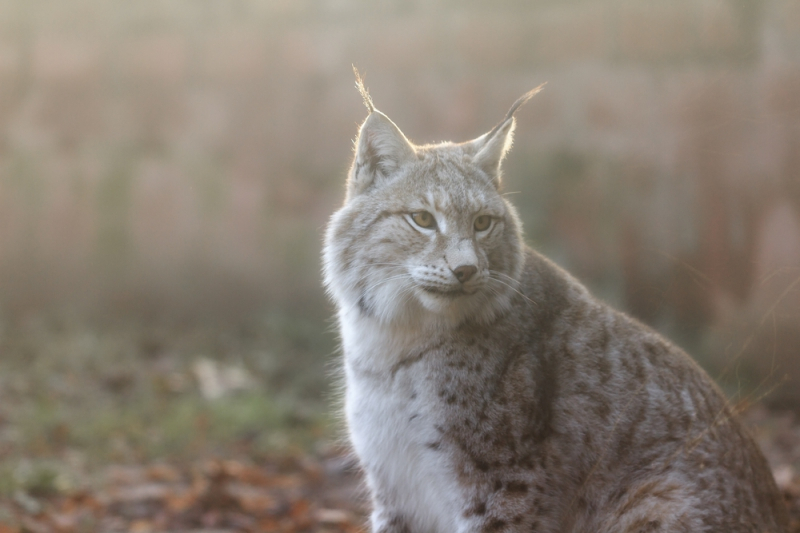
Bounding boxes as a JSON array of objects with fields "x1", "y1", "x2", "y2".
[
  {"x1": 414, "y1": 287, "x2": 467, "y2": 313},
  {"x1": 387, "y1": 284, "x2": 506, "y2": 330}
]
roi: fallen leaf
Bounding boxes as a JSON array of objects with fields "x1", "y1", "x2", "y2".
[
  {"x1": 145, "y1": 464, "x2": 182, "y2": 483},
  {"x1": 164, "y1": 488, "x2": 197, "y2": 513},
  {"x1": 225, "y1": 483, "x2": 277, "y2": 513}
]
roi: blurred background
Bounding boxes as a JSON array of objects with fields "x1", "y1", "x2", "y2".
[{"x1": 0, "y1": 0, "x2": 799, "y2": 486}]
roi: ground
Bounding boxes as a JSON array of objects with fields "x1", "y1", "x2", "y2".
[{"x1": 0, "y1": 315, "x2": 797, "y2": 532}]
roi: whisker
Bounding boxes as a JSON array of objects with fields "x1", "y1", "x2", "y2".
[
  {"x1": 364, "y1": 262, "x2": 410, "y2": 268},
  {"x1": 488, "y1": 271, "x2": 537, "y2": 307},
  {"x1": 491, "y1": 270, "x2": 522, "y2": 284}
]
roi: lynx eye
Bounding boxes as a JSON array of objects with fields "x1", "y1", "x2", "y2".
[
  {"x1": 474, "y1": 215, "x2": 492, "y2": 232},
  {"x1": 411, "y1": 211, "x2": 436, "y2": 229}
]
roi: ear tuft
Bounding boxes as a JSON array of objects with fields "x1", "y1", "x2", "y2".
[
  {"x1": 491, "y1": 83, "x2": 546, "y2": 136},
  {"x1": 468, "y1": 83, "x2": 546, "y2": 188},
  {"x1": 353, "y1": 65, "x2": 375, "y2": 114}
]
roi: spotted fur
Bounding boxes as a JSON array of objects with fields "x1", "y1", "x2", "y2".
[{"x1": 322, "y1": 86, "x2": 789, "y2": 533}]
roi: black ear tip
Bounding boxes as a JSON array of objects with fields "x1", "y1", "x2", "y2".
[
  {"x1": 483, "y1": 84, "x2": 545, "y2": 141},
  {"x1": 504, "y1": 82, "x2": 546, "y2": 122}
]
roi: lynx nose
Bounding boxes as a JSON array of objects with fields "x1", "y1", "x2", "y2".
[{"x1": 452, "y1": 265, "x2": 478, "y2": 283}]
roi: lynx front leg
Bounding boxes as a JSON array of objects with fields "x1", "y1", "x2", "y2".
[
  {"x1": 454, "y1": 477, "x2": 564, "y2": 533},
  {"x1": 365, "y1": 478, "x2": 414, "y2": 533}
]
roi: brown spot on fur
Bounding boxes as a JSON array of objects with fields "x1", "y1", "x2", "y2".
[
  {"x1": 390, "y1": 341, "x2": 444, "y2": 377},
  {"x1": 506, "y1": 481, "x2": 529, "y2": 493},
  {"x1": 484, "y1": 518, "x2": 506, "y2": 532},
  {"x1": 357, "y1": 295, "x2": 374, "y2": 316},
  {"x1": 465, "y1": 501, "x2": 487, "y2": 516}
]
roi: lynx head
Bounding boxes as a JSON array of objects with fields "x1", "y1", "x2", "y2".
[{"x1": 323, "y1": 79, "x2": 543, "y2": 330}]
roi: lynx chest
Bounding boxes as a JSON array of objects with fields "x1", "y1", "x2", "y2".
[{"x1": 341, "y1": 319, "x2": 465, "y2": 532}]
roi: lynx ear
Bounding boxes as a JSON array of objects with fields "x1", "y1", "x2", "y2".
[
  {"x1": 468, "y1": 84, "x2": 545, "y2": 188},
  {"x1": 470, "y1": 119, "x2": 516, "y2": 188},
  {"x1": 348, "y1": 110, "x2": 417, "y2": 199}
]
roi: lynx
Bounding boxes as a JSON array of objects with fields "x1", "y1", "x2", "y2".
[{"x1": 322, "y1": 75, "x2": 789, "y2": 533}]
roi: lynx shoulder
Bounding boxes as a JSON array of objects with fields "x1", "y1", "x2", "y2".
[{"x1": 322, "y1": 78, "x2": 789, "y2": 533}]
